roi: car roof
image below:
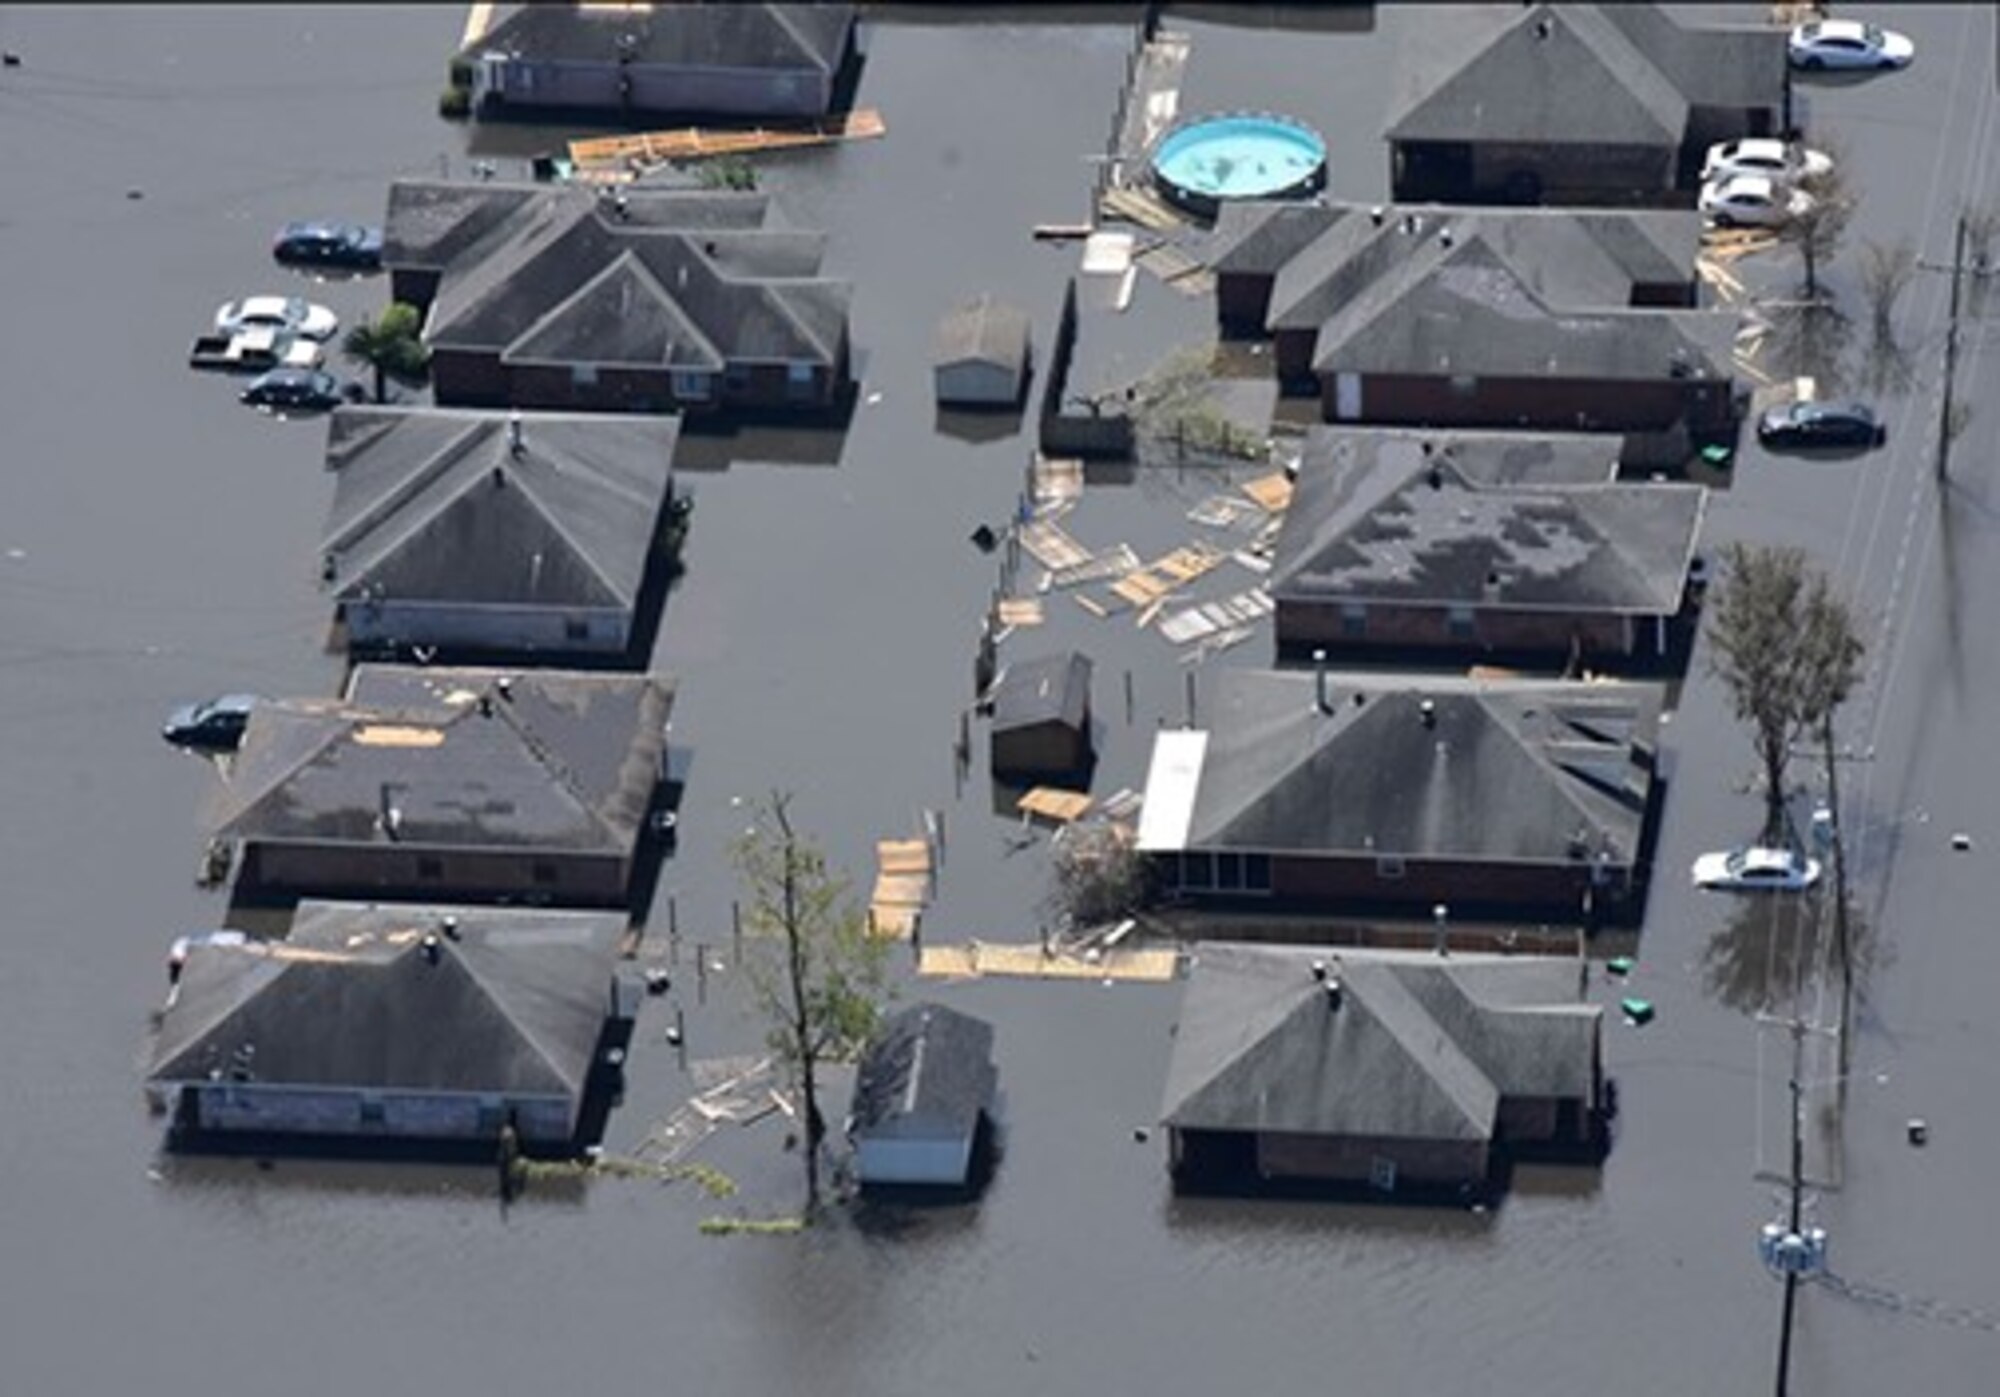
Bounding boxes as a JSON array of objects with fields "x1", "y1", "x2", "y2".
[
  {"x1": 204, "y1": 693, "x2": 260, "y2": 712},
  {"x1": 281, "y1": 220, "x2": 341, "y2": 236},
  {"x1": 1720, "y1": 174, "x2": 1775, "y2": 198},
  {"x1": 1734, "y1": 847, "x2": 1797, "y2": 870},
  {"x1": 1729, "y1": 138, "x2": 1787, "y2": 160},
  {"x1": 1815, "y1": 19, "x2": 1868, "y2": 41},
  {"x1": 239, "y1": 295, "x2": 297, "y2": 317}
]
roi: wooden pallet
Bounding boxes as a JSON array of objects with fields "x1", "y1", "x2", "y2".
[{"x1": 568, "y1": 108, "x2": 886, "y2": 169}]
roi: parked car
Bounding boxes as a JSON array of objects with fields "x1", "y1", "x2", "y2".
[
  {"x1": 1699, "y1": 174, "x2": 1814, "y2": 229},
  {"x1": 272, "y1": 221, "x2": 383, "y2": 271},
  {"x1": 188, "y1": 325, "x2": 325, "y2": 374},
  {"x1": 214, "y1": 294, "x2": 339, "y2": 341},
  {"x1": 1757, "y1": 400, "x2": 1887, "y2": 450},
  {"x1": 1692, "y1": 846, "x2": 1822, "y2": 892},
  {"x1": 162, "y1": 693, "x2": 259, "y2": 750},
  {"x1": 1789, "y1": 19, "x2": 1914, "y2": 71},
  {"x1": 241, "y1": 367, "x2": 345, "y2": 413},
  {"x1": 1700, "y1": 138, "x2": 1833, "y2": 186}
]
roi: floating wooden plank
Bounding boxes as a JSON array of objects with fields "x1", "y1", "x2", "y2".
[
  {"x1": 996, "y1": 597, "x2": 1044, "y2": 627},
  {"x1": 1017, "y1": 518, "x2": 1092, "y2": 571},
  {"x1": 918, "y1": 942, "x2": 1179, "y2": 982},
  {"x1": 1188, "y1": 495, "x2": 1264, "y2": 529},
  {"x1": 869, "y1": 904, "x2": 921, "y2": 939},
  {"x1": 1098, "y1": 185, "x2": 1185, "y2": 232},
  {"x1": 1240, "y1": 471, "x2": 1294, "y2": 513},
  {"x1": 1018, "y1": 787, "x2": 1093, "y2": 823},
  {"x1": 1050, "y1": 543, "x2": 1139, "y2": 589},
  {"x1": 1231, "y1": 549, "x2": 1272, "y2": 574},
  {"x1": 1074, "y1": 593, "x2": 1110, "y2": 618},
  {"x1": 871, "y1": 873, "x2": 930, "y2": 908},
  {"x1": 568, "y1": 108, "x2": 887, "y2": 169},
  {"x1": 1099, "y1": 788, "x2": 1144, "y2": 821},
  {"x1": 1032, "y1": 455, "x2": 1084, "y2": 505}
]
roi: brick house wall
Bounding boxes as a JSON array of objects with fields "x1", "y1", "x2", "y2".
[
  {"x1": 1274, "y1": 598, "x2": 1640, "y2": 660},
  {"x1": 239, "y1": 843, "x2": 633, "y2": 908}
]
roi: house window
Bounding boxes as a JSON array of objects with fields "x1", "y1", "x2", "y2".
[
  {"x1": 1243, "y1": 853, "x2": 1272, "y2": 893},
  {"x1": 1181, "y1": 852, "x2": 1215, "y2": 891},
  {"x1": 1376, "y1": 854, "x2": 1406, "y2": 880},
  {"x1": 359, "y1": 1097, "x2": 386, "y2": 1125},
  {"x1": 672, "y1": 370, "x2": 711, "y2": 401},
  {"x1": 1449, "y1": 374, "x2": 1477, "y2": 397},
  {"x1": 1341, "y1": 602, "x2": 1367, "y2": 637},
  {"x1": 1370, "y1": 1155, "x2": 1398, "y2": 1192},
  {"x1": 1216, "y1": 852, "x2": 1244, "y2": 891},
  {"x1": 572, "y1": 363, "x2": 599, "y2": 388},
  {"x1": 564, "y1": 617, "x2": 589, "y2": 641},
  {"x1": 786, "y1": 361, "x2": 816, "y2": 400},
  {"x1": 532, "y1": 861, "x2": 559, "y2": 886},
  {"x1": 725, "y1": 367, "x2": 749, "y2": 394},
  {"x1": 1447, "y1": 604, "x2": 1476, "y2": 638},
  {"x1": 417, "y1": 856, "x2": 444, "y2": 880}
]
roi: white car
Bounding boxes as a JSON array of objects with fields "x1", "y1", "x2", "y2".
[
  {"x1": 1700, "y1": 138, "x2": 1833, "y2": 186},
  {"x1": 214, "y1": 294, "x2": 339, "y2": 342},
  {"x1": 1691, "y1": 847, "x2": 1823, "y2": 893},
  {"x1": 1789, "y1": 18, "x2": 1914, "y2": 71},
  {"x1": 1699, "y1": 174, "x2": 1815, "y2": 229}
]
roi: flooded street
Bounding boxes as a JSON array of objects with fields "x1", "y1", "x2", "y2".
[{"x1": 2, "y1": 4, "x2": 1998, "y2": 1394}]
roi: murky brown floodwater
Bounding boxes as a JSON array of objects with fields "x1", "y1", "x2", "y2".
[{"x1": 2, "y1": 5, "x2": 1998, "y2": 1394}]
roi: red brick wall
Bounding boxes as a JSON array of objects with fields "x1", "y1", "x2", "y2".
[
  {"x1": 1256, "y1": 1130, "x2": 1490, "y2": 1187},
  {"x1": 1323, "y1": 371, "x2": 1724, "y2": 433},
  {"x1": 1275, "y1": 599, "x2": 1637, "y2": 658}
]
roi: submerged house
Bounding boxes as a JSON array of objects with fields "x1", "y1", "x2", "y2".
[
  {"x1": 849, "y1": 1003, "x2": 998, "y2": 1189},
  {"x1": 1307, "y1": 232, "x2": 1736, "y2": 435},
  {"x1": 1161, "y1": 943, "x2": 1603, "y2": 1195},
  {"x1": 1136, "y1": 668, "x2": 1665, "y2": 923},
  {"x1": 1269, "y1": 428, "x2": 1707, "y2": 662},
  {"x1": 459, "y1": 2, "x2": 856, "y2": 121},
  {"x1": 989, "y1": 651, "x2": 1092, "y2": 778},
  {"x1": 211, "y1": 665, "x2": 674, "y2": 907},
  {"x1": 934, "y1": 295, "x2": 1031, "y2": 407},
  {"x1": 1386, "y1": 2, "x2": 1786, "y2": 205},
  {"x1": 321, "y1": 406, "x2": 681, "y2": 658},
  {"x1": 381, "y1": 178, "x2": 851, "y2": 415},
  {"x1": 1207, "y1": 200, "x2": 1701, "y2": 343},
  {"x1": 146, "y1": 901, "x2": 633, "y2": 1151}
]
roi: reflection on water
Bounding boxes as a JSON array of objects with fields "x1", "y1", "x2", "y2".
[
  {"x1": 1699, "y1": 888, "x2": 1878, "y2": 1017},
  {"x1": 1759, "y1": 302, "x2": 1856, "y2": 397}
]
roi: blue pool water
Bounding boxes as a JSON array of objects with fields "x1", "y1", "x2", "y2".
[{"x1": 1150, "y1": 113, "x2": 1328, "y2": 205}]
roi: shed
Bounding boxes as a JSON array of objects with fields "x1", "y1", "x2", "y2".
[
  {"x1": 146, "y1": 901, "x2": 633, "y2": 1152},
  {"x1": 990, "y1": 651, "x2": 1092, "y2": 777},
  {"x1": 849, "y1": 1003, "x2": 998, "y2": 1188},
  {"x1": 934, "y1": 295, "x2": 1032, "y2": 406}
]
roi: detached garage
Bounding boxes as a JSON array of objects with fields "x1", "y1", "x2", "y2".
[{"x1": 848, "y1": 1003, "x2": 998, "y2": 1189}]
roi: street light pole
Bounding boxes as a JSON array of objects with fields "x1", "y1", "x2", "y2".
[{"x1": 1936, "y1": 212, "x2": 1969, "y2": 480}]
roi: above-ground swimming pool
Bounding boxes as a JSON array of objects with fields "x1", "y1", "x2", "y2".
[{"x1": 1150, "y1": 112, "x2": 1328, "y2": 217}]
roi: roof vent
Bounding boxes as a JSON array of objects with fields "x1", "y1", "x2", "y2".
[
  {"x1": 422, "y1": 933, "x2": 442, "y2": 966},
  {"x1": 1533, "y1": 16, "x2": 1553, "y2": 40},
  {"x1": 613, "y1": 188, "x2": 629, "y2": 220},
  {"x1": 1433, "y1": 903, "x2": 1451, "y2": 956},
  {"x1": 1311, "y1": 959, "x2": 1328, "y2": 981},
  {"x1": 1324, "y1": 978, "x2": 1343, "y2": 1011},
  {"x1": 1369, "y1": 205, "x2": 1386, "y2": 227},
  {"x1": 496, "y1": 676, "x2": 515, "y2": 702},
  {"x1": 440, "y1": 914, "x2": 461, "y2": 941},
  {"x1": 1427, "y1": 464, "x2": 1444, "y2": 490},
  {"x1": 1439, "y1": 226, "x2": 1454, "y2": 248},
  {"x1": 492, "y1": 465, "x2": 506, "y2": 489},
  {"x1": 1313, "y1": 648, "x2": 1332, "y2": 715},
  {"x1": 508, "y1": 410, "x2": 524, "y2": 457},
  {"x1": 321, "y1": 553, "x2": 338, "y2": 584},
  {"x1": 1419, "y1": 698, "x2": 1437, "y2": 728}
]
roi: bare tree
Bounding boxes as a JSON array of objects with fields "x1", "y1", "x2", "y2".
[
  {"x1": 1790, "y1": 156, "x2": 1855, "y2": 301},
  {"x1": 1856, "y1": 238, "x2": 1917, "y2": 345},
  {"x1": 733, "y1": 793, "x2": 890, "y2": 1213},
  {"x1": 1706, "y1": 543, "x2": 1866, "y2": 843}
]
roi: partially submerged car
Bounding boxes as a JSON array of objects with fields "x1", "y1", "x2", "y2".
[
  {"x1": 1692, "y1": 846, "x2": 1822, "y2": 892},
  {"x1": 214, "y1": 294, "x2": 339, "y2": 341},
  {"x1": 1699, "y1": 174, "x2": 1814, "y2": 229},
  {"x1": 1757, "y1": 400, "x2": 1886, "y2": 450},
  {"x1": 272, "y1": 221, "x2": 383, "y2": 271},
  {"x1": 161, "y1": 693, "x2": 258, "y2": 751},
  {"x1": 240, "y1": 367, "x2": 345, "y2": 413}
]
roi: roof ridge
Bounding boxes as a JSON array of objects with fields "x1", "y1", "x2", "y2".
[
  {"x1": 1485, "y1": 692, "x2": 1637, "y2": 854},
  {"x1": 446, "y1": 936, "x2": 592, "y2": 1096},
  {"x1": 212, "y1": 709, "x2": 355, "y2": 838},
  {"x1": 500, "y1": 459, "x2": 647, "y2": 609},
  {"x1": 484, "y1": 683, "x2": 626, "y2": 848},
  {"x1": 330, "y1": 418, "x2": 512, "y2": 593},
  {"x1": 1347, "y1": 961, "x2": 1498, "y2": 1134}
]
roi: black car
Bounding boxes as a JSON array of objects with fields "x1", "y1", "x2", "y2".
[
  {"x1": 241, "y1": 367, "x2": 345, "y2": 413},
  {"x1": 1757, "y1": 400, "x2": 1887, "y2": 450},
  {"x1": 162, "y1": 694, "x2": 258, "y2": 751},
  {"x1": 272, "y1": 220, "x2": 383, "y2": 271}
]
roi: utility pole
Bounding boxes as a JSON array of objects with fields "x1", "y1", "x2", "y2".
[
  {"x1": 1937, "y1": 211, "x2": 1969, "y2": 480},
  {"x1": 1815, "y1": 722, "x2": 1855, "y2": 1076},
  {"x1": 1774, "y1": 1017, "x2": 1805, "y2": 1397}
]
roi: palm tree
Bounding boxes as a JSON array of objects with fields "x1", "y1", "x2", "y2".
[{"x1": 341, "y1": 302, "x2": 427, "y2": 403}]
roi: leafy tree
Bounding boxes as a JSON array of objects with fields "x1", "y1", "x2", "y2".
[
  {"x1": 1705, "y1": 543, "x2": 1865, "y2": 843},
  {"x1": 732, "y1": 793, "x2": 889, "y2": 1212},
  {"x1": 696, "y1": 155, "x2": 758, "y2": 191},
  {"x1": 1044, "y1": 820, "x2": 1150, "y2": 930},
  {"x1": 341, "y1": 302, "x2": 429, "y2": 404}
]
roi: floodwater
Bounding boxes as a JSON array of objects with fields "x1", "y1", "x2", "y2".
[{"x1": 2, "y1": 4, "x2": 1998, "y2": 1394}]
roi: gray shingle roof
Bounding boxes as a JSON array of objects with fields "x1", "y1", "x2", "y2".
[
  {"x1": 850, "y1": 1003, "x2": 997, "y2": 1138},
  {"x1": 321, "y1": 407, "x2": 678, "y2": 612},
  {"x1": 1296, "y1": 425, "x2": 1623, "y2": 488},
  {"x1": 992, "y1": 651, "x2": 1091, "y2": 734},
  {"x1": 210, "y1": 667, "x2": 673, "y2": 856},
  {"x1": 1173, "y1": 668, "x2": 1661, "y2": 863},
  {"x1": 1309, "y1": 235, "x2": 1733, "y2": 380},
  {"x1": 1268, "y1": 205, "x2": 1701, "y2": 331},
  {"x1": 1204, "y1": 201, "x2": 1347, "y2": 277},
  {"x1": 934, "y1": 295, "x2": 1030, "y2": 373},
  {"x1": 1388, "y1": 4, "x2": 1684, "y2": 147},
  {"x1": 1162, "y1": 943, "x2": 1599, "y2": 1141},
  {"x1": 1387, "y1": 3, "x2": 1783, "y2": 149},
  {"x1": 426, "y1": 204, "x2": 847, "y2": 369},
  {"x1": 1270, "y1": 431, "x2": 1705, "y2": 614},
  {"x1": 148, "y1": 901, "x2": 625, "y2": 1107},
  {"x1": 469, "y1": 3, "x2": 854, "y2": 75}
]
